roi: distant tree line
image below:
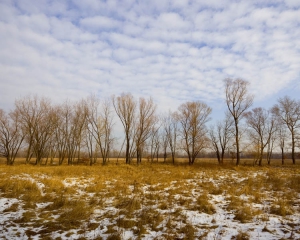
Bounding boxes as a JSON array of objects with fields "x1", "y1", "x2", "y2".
[{"x1": 1, "y1": 78, "x2": 300, "y2": 166}]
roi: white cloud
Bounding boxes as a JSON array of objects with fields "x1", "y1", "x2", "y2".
[
  {"x1": 80, "y1": 16, "x2": 121, "y2": 30},
  {"x1": 285, "y1": 0, "x2": 300, "y2": 8},
  {"x1": 155, "y1": 12, "x2": 191, "y2": 30},
  {"x1": 0, "y1": 0, "x2": 299, "y2": 118}
]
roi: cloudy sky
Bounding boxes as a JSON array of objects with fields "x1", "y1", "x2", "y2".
[{"x1": 0, "y1": 0, "x2": 300, "y2": 120}]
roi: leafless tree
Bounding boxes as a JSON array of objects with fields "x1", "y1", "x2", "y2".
[
  {"x1": 44, "y1": 128, "x2": 58, "y2": 165},
  {"x1": 86, "y1": 95, "x2": 114, "y2": 165},
  {"x1": 55, "y1": 100, "x2": 88, "y2": 165},
  {"x1": 72, "y1": 100, "x2": 89, "y2": 164},
  {"x1": 161, "y1": 128, "x2": 169, "y2": 163},
  {"x1": 244, "y1": 107, "x2": 277, "y2": 166},
  {"x1": 84, "y1": 121, "x2": 96, "y2": 165},
  {"x1": 32, "y1": 104, "x2": 57, "y2": 165},
  {"x1": 224, "y1": 78, "x2": 254, "y2": 165},
  {"x1": 15, "y1": 96, "x2": 56, "y2": 164},
  {"x1": 266, "y1": 133, "x2": 276, "y2": 165},
  {"x1": 272, "y1": 96, "x2": 300, "y2": 164},
  {"x1": 0, "y1": 109, "x2": 25, "y2": 165},
  {"x1": 278, "y1": 125, "x2": 287, "y2": 165},
  {"x1": 149, "y1": 125, "x2": 161, "y2": 162},
  {"x1": 112, "y1": 93, "x2": 136, "y2": 164},
  {"x1": 209, "y1": 112, "x2": 233, "y2": 164},
  {"x1": 54, "y1": 101, "x2": 72, "y2": 165},
  {"x1": 177, "y1": 101, "x2": 212, "y2": 165},
  {"x1": 162, "y1": 111, "x2": 179, "y2": 164},
  {"x1": 135, "y1": 97, "x2": 157, "y2": 164},
  {"x1": 98, "y1": 99, "x2": 114, "y2": 164},
  {"x1": 14, "y1": 95, "x2": 39, "y2": 163}
]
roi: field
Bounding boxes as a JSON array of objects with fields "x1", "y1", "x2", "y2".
[{"x1": 0, "y1": 158, "x2": 299, "y2": 239}]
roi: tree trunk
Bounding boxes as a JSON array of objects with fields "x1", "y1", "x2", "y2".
[
  {"x1": 235, "y1": 121, "x2": 240, "y2": 166},
  {"x1": 25, "y1": 143, "x2": 33, "y2": 164},
  {"x1": 259, "y1": 146, "x2": 263, "y2": 166},
  {"x1": 220, "y1": 148, "x2": 225, "y2": 164},
  {"x1": 126, "y1": 136, "x2": 130, "y2": 164},
  {"x1": 215, "y1": 144, "x2": 221, "y2": 164},
  {"x1": 136, "y1": 148, "x2": 140, "y2": 165},
  {"x1": 292, "y1": 132, "x2": 295, "y2": 164},
  {"x1": 281, "y1": 147, "x2": 285, "y2": 165}
]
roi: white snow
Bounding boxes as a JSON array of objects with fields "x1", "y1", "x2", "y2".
[{"x1": 0, "y1": 170, "x2": 299, "y2": 239}]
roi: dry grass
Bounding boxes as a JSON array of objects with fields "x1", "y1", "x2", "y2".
[
  {"x1": 0, "y1": 158, "x2": 299, "y2": 239},
  {"x1": 226, "y1": 196, "x2": 257, "y2": 223},
  {"x1": 236, "y1": 230, "x2": 250, "y2": 240},
  {"x1": 270, "y1": 198, "x2": 293, "y2": 216},
  {"x1": 58, "y1": 199, "x2": 93, "y2": 229},
  {"x1": 192, "y1": 193, "x2": 215, "y2": 214}
]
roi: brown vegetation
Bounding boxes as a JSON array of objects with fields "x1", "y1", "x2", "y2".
[{"x1": 0, "y1": 158, "x2": 299, "y2": 239}]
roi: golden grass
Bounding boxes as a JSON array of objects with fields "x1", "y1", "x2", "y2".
[
  {"x1": 270, "y1": 198, "x2": 293, "y2": 216},
  {"x1": 192, "y1": 193, "x2": 215, "y2": 214},
  {"x1": 0, "y1": 158, "x2": 299, "y2": 239}
]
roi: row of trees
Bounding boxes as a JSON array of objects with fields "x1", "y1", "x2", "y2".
[{"x1": 0, "y1": 78, "x2": 300, "y2": 166}]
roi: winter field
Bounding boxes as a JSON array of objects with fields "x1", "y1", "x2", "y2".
[{"x1": 0, "y1": 158, "x2": 299, "y2": 240}]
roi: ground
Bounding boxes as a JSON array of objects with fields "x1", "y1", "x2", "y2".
[{"x1": 0, "y1": 158, "x2": 299, "y2": 239}]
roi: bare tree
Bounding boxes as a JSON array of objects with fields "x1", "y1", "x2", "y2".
[
  {"x1": 0, "y1": 109, "x2": 25, "y2": 165},
  {"x1": 161, "y1": 128, "x2": 169, "y2": 163},
  {"x1": 14, "y1": 95, "x2": 39, "y2": 163},
  {"x1": 86, "y1": 95, "x2": 114, "y2": 165},
  {"x1": 272, "y1": 96, "x2": 300, "y2": 164},
  {"x1": 54, "y1": 101, "x2": 73, "y2": 165},
  {"x1": 177, "y1": 101, "x2": 212, "y2": 165},
  {"x1": 135, "y1": 97, "x2": 157, "y2": 164},
  {"x1": 55, "y1": 100, "x2": 88, "y2": 165},
  {"x1": 84, "y1": 120, "x2": 96, "y2": 165},
  {"x1": 149, "y1": 125, "x2": 161, "y2": 162},
  {"x1": 278, "y1": 126, "x2": 287, "y2": 165},
  {"x1": 73, "y1": 100, "x2": 89, "y2": 164},
  {"x1": 224, "y1": 78, "x2": 254, "y2": 165},
  {"x1": 98, "y1": 100, "x2": 114, "y2": 164},
  {"x1": 44, "y1": 128, "x2": 58, "y2": 165},
  {"x1": 266, "y1": 133, "x2": 276, "y2": 165},
  {"x1": 244, "y1": 107, "x2": 277, "y2": 166},
  {"x1": 209, "y1": 112, "x2": 233, "y2": 164},
  {"x1": 162, "y1": 111, "x2": 179, "y2": 164},
  {"x1": 112, "y1": 93, "x2": 136, "y2": 164},
  {"x1": 15, "y1": 96, "x2": 56, "y2": 164},
  {"x1": 32, "y1": 103, "x2": 56, "y2": 165}
]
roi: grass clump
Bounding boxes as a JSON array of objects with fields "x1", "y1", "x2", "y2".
[
  {"x1": 40, "y1": 177, "x2": 64, "y2": 194},
  {"x1": 287, "y1": 174, "x2": 300, "y2": 190},
  {"x1": 270, "y1": 199, "x2": 293, "y2": 216},
  {"x1": 116, "y1": 196, "x2": 141, "y2": 213},
  {"x1": 3, "y1": 203, "x2": 19, "y2": 212},
  {"x1": 45, "y1": 193, "x2": 67, "y2": 210},
  {"x1": 266, "y1": 170, "x2": 285, "y2": 191},
  {"x1": 178, "y1": 223, "x2": 195, "y2": 240},
  {"x1": 116, "y1": 217, "x2": 136, "y2": 229},
  {"x1": 234, "y1": 206, "x2": 256, "y2": 223},
  {"x1": 57, "y1": 199, "x2": 93, "y2": 229},
  {"x1": 14, "y1": 210, "x2": 36, "y2": 223},
  {"x1": 236, "y1": 230, "x2": 250, "y2": 240},
  {"x1": 132, "y1": 208, "x2": 162, "y2": 235},
  {"x1": 0, "y1": 178, "x2": 42, "y2": 200},
  {"x1": 227, "y1": 196, "x2": 260, "y2": 223},
  {"x1": 107, "y1": 233, "x2": 122, "y2": 240},
  {"x1": 192, "y1": 193, "x2": 215, "y2": 214}
]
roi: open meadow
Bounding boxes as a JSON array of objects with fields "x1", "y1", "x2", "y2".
[{"x1": 0, "y1": 158, "x2": 299, "y2": 240}]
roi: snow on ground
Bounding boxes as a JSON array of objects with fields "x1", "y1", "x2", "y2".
[{"x1": 0, "y1": 169, "x2": 299, "y2": 239}]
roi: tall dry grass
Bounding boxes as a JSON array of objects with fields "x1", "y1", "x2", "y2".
[{"x1": 0, "y1": 158, "x2": 299, "y2": 239}]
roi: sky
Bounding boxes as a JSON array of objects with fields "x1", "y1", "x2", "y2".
[{"x1": 0, "y1": 0, "x2": 300, "y2": 121}]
